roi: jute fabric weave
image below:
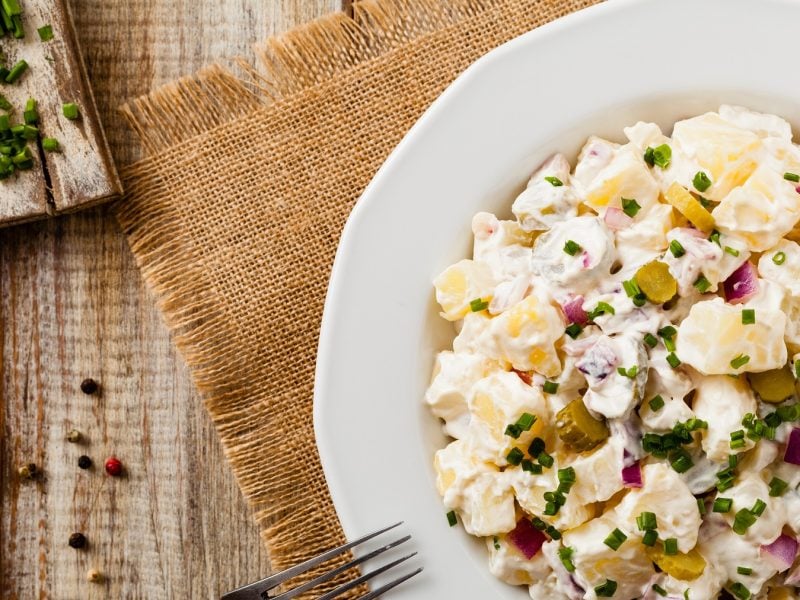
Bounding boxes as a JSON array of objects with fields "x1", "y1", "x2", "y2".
[{"x1": 116, "y1": 0, "x2": 599, "y2": 596}]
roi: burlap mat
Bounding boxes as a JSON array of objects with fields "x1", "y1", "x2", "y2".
[{"x1": 116, "y1": 0, "x2": 599, "y2": 596}]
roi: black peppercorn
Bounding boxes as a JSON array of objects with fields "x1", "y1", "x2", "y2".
[
  {"x1": 80, "y1": 378, "x2": 99, "y2": 395},
  {"x1": 77, "y1": 455, "x2": 92, "y2": 469},
  {"x1": 68, "y1": 532, "x2": 87, "y2": 549}
]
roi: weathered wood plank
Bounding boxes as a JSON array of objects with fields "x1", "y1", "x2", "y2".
[{"x1": 1, "y1": 0, "x2": 340, "y2": 597}]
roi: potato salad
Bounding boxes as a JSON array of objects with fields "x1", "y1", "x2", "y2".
[{"x1": 426, "y1": 106, "x2": 800, "y2": 600}]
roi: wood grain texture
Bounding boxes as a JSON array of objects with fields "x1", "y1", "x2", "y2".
[{"x1": 0, "y1": 0, "x2": 340, "y2": 598}]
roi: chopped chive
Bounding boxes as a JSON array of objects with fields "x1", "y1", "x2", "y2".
[
  {"x1": 646, "y1": 144, "x2": 672, "y2": 169},
  {"x1": 446, "y1": 510, "x2": 457, "y2": 527},
  {"x1": 769, "y1": 477, "x2": 789, "y2": 497},
  {"x1": 666, "y1": 353, "x2": 681, "y2": 368},
  {"x1": 2, "y1": 0, "x2": 22, "y2": 16},
  {"x1": 713, "y1": 497, "x2": 733, "y2": 513},
  {"x1": 623, "y1": 279, "x2": 641, "y2": 298},
  {"x1": 773, "y1": 251, "x2": 787, "y2": 265},
  {"x1": 565, "y1": 323, "x2": 583, "y2": 339},
  {"x1": 531, "y1": 517, "x2": 547, "y2": 531},
  {"x1": 663, "y1": 538, "x2": 678, "y2": 555},
  {"x1": 730, "y1": 354, "x2": 750, "y2": 370},
  {"x1": 42, "y1": 138, "x2": 60, "y2": 153},
  {"x1": 558, "y1": 466, "x2": 576, "y2": 485},
  {"x1": 729, "y1": 582, "x2": 751, "y2": 600},
  {"x1": 543, "y1": 381, "x2": 559, "y2": 394},
  {"x1": 644, "y1": 333, "x2": 658, "y2": 348},
  {"x1": 521, "y1": 459, "x2": 542, "y2": 474},
  {"x1": 545, "y1": 176, "x2": 563, "y2": 187},
  {"x1": 5, "y1": 59, "x2": 28, "y2": 84},
  {"x1": 777, "y1": 404, "x2": 799, "y2": 422},
  {"x1": 37, "y1": 24, "x2": 54, "y2": 41},
  {"x1": 670, "y1": 449, "x2": 694, "y2": 473},
  {"x1": 23, "y1": 98, "x2": 38, "y2": 125},
  {"x1": 506, "y1": 447, "x2": 524, "y2": 466},
  {"x1": 544, "y1": 502, "x2": 558, "y2": 516},
  {"x1": 563, "y1": 240, "x2": 581, "y2": 256},
  {"x1": 669, "y1": 239, "x2": 686, "y2": 258},
  {"x1": 537, "y1": 451, "x2": 554, "y2": 468},
  {"x1": 588, "y1": 301, "x2": 615, "y2": 321},
  {"x1": 693, "y1": 275, "x2": 711, "y2": 293},
  {"x1": 737, "y1": 566, "x2": 753, "y2": 576},
  {"x1": 618, "y1": 365, "x2": 638, "y2": 379},
  {"x1": 765, "y1": 412, "x2": 782, "y2": 428},
  {"x1": 649, "y1": 395, "x2": 665, "y2": 411},
  {"x1": 636, "y1": 511, "x2": 657, "y2": 531},
  {"x1": 750, "y1": 499, "x2": 766, "y2": 517},
  {"x1": 621, "y1": 197, "x2": 641, "y2": 217},
  {"x1": 603, "y1": 528, "x2": 627, "y2": 551},
  {"x1": 493, "y1": 536, "x2": 500, "y2": 550},
  {"x1": 595, "y1": 579, "x2": 618, "y2": 597},
  {"x1": 642, "y1": 529, "x2": 658, "y2": 547},
  {"x1": 469, "y1": 297, "x2": 489, "y2": 312},
  {"x1": 516, "y1": 412, "x2": 537, "y2": 431},
  {"x1": 652, "y1": 584, "x2": 668, "y2": 597},
  {"x1": 693, "y1": 171, "x2": 712, "y2": 192},
  {"x1": 724, "y1": 246, "x2": 740, "y2": 257},
  {"x1": 545, "y1": 525, "x2": 561, "y2": 540},
  {"x1": 709, "y1": 230, "x2": 721, "y2": 246},
  {"x1": 697, "y1": 498, "x2": 706, "y2": 515},
  {"x1": 741, "y1": 309, "x2": 755, "y2": 325},
  {"x1": 684, "y1": 589, "x2": 690, "y2": 600},
  {"x1": 785, "y1": 172, "x2": 800, "y2": 183},
  {"x1": 644, "y1": 147, "x2": 656, "y2": 167},
  {"x1": 732, "y1": 508, "x2": 757, "y2": 534},
  {"x1": 62, "y1": 102, "x2": 80, "y2": 120},
  {"x1": 558, "y1": 546, "x2": 576, "y2": 572},
  {"x1": 505, "y1": 424, "x2": 522, "y2": 439},
  {"x1": 528, "y1": 437, "x2": 545, "y2": 457}
]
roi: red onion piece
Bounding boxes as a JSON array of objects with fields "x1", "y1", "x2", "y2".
[
  {"x1": 512, "y1": 369, "x2": 532, "y2": 386},
  {"x1": 507, "y1": 518, "x2": 547, "y2": 559},
  {"x1": 723, "y1": 261, "x2": 759, "y2": 304},
  {"x1": 604, "y1": 207, "x2": 633, "y2": 231},
  {"x1": 785, "y1": 428, "x2": 800, "y2": 465},
  {"x1": 622, "y1": 461, "x2": 643, "y2": 488},
  {"x1": 796, "y1": 185, "x2": 800, "y2": 194},
  {"x1": 761, "y1": 534, "x2": 798, "y2": 572},
  {"x1": 561, "y1": 295, "x2": 588, "y2": 325}
]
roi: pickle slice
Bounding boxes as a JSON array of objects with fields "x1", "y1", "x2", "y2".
[
  {"x1": 635, "y1": 261, "x2": 677, "y2": 304},
  {"x1": 664, "y1": 182, "x2": 715, "y2": 233},
  {"x1": 748, "y1": 366, "x2": 795, "y2": 403},
  {"x1": 646, "y1": 545, "x2": 706, "y2": 581},
  {"x1": 556, "y1": 398, "x2": 609, "y2": 452}
]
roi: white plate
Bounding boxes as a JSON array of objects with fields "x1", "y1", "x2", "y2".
[{"x1": 314, "y1": 0, "x2": 800, "y2": 597}]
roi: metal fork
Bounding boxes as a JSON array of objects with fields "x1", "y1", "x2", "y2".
[{"x1": 221, "y1": 522, "x2": 422, "y2": 600}]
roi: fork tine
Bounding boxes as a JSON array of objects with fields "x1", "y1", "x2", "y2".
[
  {"x1": 220, "y1": 522, "x2": 403, "y2": 599},
  {"x1": 356, "y1": 567, "x2": 424, "y2": 600},
  {"x1": 314, "y1": 553, "x2": 417, "y2": 600},
  {"x1": 270, "y1": 535, "x2": 411, "y2": 600}
]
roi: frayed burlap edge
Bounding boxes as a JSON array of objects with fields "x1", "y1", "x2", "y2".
[{"x1": 116, "y1": 0, "x2": 600, "y2": 596}]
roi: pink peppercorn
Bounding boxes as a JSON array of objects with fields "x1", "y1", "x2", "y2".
[{"x1": 104, "y1": 457, "x2": 123, "y2": 476}]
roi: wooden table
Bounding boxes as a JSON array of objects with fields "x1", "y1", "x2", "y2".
[{"x1": 1, "y1": 1, "x2": 339, "y2": 597}]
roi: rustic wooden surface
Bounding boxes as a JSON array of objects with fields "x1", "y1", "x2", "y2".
[
  {"x1": 0, "y1": 0, "x2": 123, "y2": 226},
  {"x1": 0, "y1": 0, "x2": 340, "y2": 598}
]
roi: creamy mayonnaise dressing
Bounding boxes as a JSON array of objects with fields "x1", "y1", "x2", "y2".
[{"x1": 426, "y1": 106, "x2": 800, "y2": 599}]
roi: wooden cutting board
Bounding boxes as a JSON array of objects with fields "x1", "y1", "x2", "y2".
[{"x1": 0, "y1": 0, "x2": 121, "y2": 226}]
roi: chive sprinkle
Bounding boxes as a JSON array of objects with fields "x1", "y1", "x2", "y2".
[
  {"x1": 506, "y1": 447, "x2": 524, "y2": 466},
  {"x1": 713, "y1": 497, "x2": 733, "y2": 513},
  {"x1": 558, "y1": 546, "x2": 576, "y2": 572},
  {"x1": 741, "y1": 309, "x2": 755, "y2": 325},
  {"x1": 652, "y1": 584, "x2": 668, "y2": 597},
  {"x1": 603, "y1": 528, "x2": 627, "y2": 551},
  {"x1": 504, "y1": 424, "x2": 522, "y2": 439},
  {"x1": 528, "y1": 437, "x2": 545, "y2": 456},
  {"x1": 663, "y1": 538, "x2": 678, "y2": 555},
  {"x1": 644, "y1": 333, "x2": 658, "y2": 348},
  {"x1": 617, "y1": 365, "x2": 638, "y2": 379},
  {"x1": 697, "y1": 497, "x2": 706, "y2": 515},
  {"x1": 595, "y1": 580, "x2": 618, "y2": 597},
  {"x1": 737, "y1": 566, "x2": 753, "y2": 576},
  {"x1": 693, "y1": 171, "x2": 712, "y2": 192},
  {"x1": 42, "y1": 137, "x2": 60, "y2": 152},
  {"x1": 621, "y1": 197, "x2": 641, "y2": 217},
  {"x1": 446, "y1": 510, "x2": 457, "y2": 527},
  {"x1": 521, "y1": 459, "x2": 542, "y2": 474},
  {"x1": 543, "y1": 381, "x2": 559, "y2": 394},
  {"x1": 724, "y1": 246, "x2": 740, "y2": 257},
  {"x1": 773, "y1": 251, "x2": 787, "y2": 265},
  {"x1": 469, "y1": 298, "x2": 488, "y2": 312},
  {"x1": 62, "y1": 102, "x2": 80, "y2": 120},
  {"x1": 545, "y1": 176, "x2": 563, "y2": 187},
  {"x1": 649, "y1": 395, "x2": 665, "y2": 411},
  {"x1": 669, "y1": 239, "x2": 686, "y2": 258},
  {"x1": 645, "y1": 144, "x2": 672, "y2": 169},
  {"x1": 636, "y1": 511, "x2": 657, "y2": 531},
  {"x1": 666, "y1": 353, "x2": 681, "y2": 368},
  {"x1": 750, "y1": 498, "x2": 766, "y2": 517},
  {"x1": 493, "y1": 536, "x2": 500, "y2": 550},
  {"x1": 37, "y1": 24, "x2": 53, "y2": 41},
  {"x1": 623, "y1": 278, "x2": 641, "y2": 298},
  {"x1": 785, "y1": 172, "x2": 800, "y2": 183},
  {"x1": 732, "y1": 508, "x2": 757, "y2": 534},
  {"x1": 537, "y1": 451, "x2": 554, "y2": 468},
  {"x1": 563, "y1": 240, "x2": 581, "y2": 256},
  {"x1": 730, "y1": 354, "x2": 750, "y2": 370},
  {"x1": 588, "y1": 301, "x2": 615, "y2": 321},
  {"x1": 565, "y1": 323, "x2": 583, "y2": 339},
  {"x1": 769, "y1": 477, "x2": 788, "y2": 497},
  {"x1": 693, "y1": 275, "x2": 711, "y2": 293},
  {"x1": 729, "y1": 582, "x2": 751, "y2": 600},
  {"x1": 642, "y1": 529, "x2": 658, "y2": 546},
  {"x1": 5, "y1": 59, "x2": 28, "y2": 84}
]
